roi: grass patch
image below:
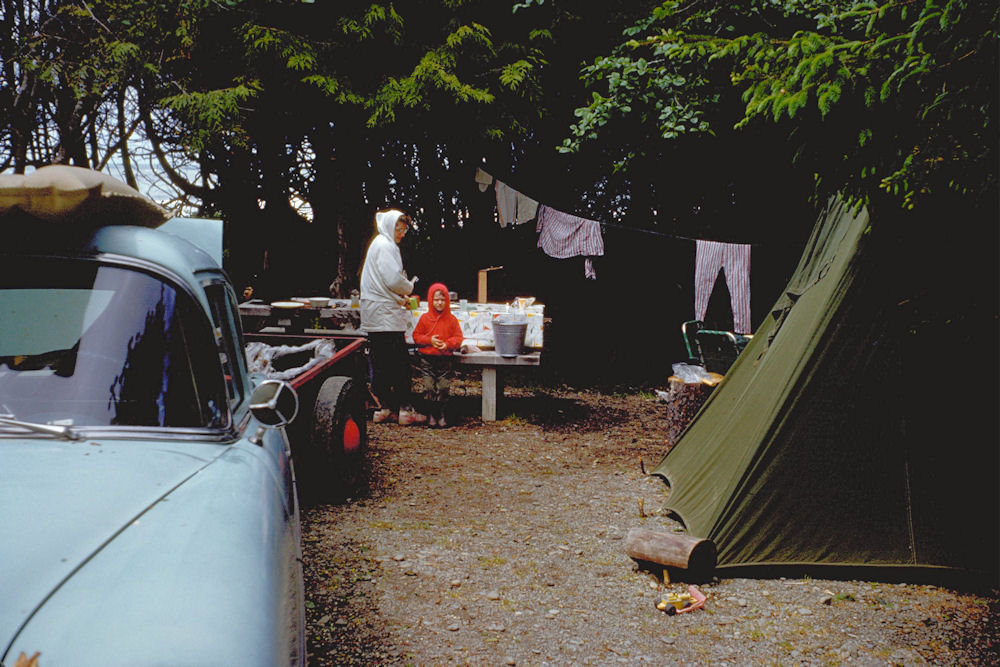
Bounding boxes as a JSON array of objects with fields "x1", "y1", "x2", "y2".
[
  {"x1": 478, "y1": 555, "x2": 507, "y2": 568},
  {"x1": 866, "y1": 596, "x2": 894, "y2": 609}
]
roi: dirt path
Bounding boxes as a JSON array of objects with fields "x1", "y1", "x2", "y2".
[{"x1": 301, "y1": 378, "x2": 999, "y2": 666}]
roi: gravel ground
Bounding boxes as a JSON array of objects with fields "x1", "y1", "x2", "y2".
[{"x1": 301, "y1": 376, "x2": 999, "y2": 666}]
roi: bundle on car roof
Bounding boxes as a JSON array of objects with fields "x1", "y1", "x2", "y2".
[{"x1": 0, "y1": 164, "x2": 169, "y2": 227}]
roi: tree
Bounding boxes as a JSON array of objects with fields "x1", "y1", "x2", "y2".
[
  {"x1": 102, "y1": 0, "x2": 659, "y2": 296},
  {"x1": 0, "y1": 0, "x2": 208, "y2": 197},
  {"x1": 560, "y1": 0, "x2": 998, "y2": 213},
  {"x1": 0, "y1": 0, "x2": 125, "y2": 172},
  {"x1": 557, "y1": 0, "x2": 997, "y2": 386}
]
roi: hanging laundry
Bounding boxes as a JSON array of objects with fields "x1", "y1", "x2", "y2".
[
  {"x1": 536, "y1": 204, "x2": 605, "y2": 278},
  {"x1": 495, "y1": 180, "x2": 517, "y2": 228},
  {"x1": 536, "y1": 205, "x2": 605, "y2": 258},
  {"x1": 694, "y1": 240, "x2": 751, "y2": 334},
  {"x1": 514, "y1": 191, "x2": 539, "y2": 225},
  {"x1": 475, "y1": 167, "x2": 494, "y2": 192},
  {"x1": 494, "y1": 180, "x2": 540, "y2": 227}
]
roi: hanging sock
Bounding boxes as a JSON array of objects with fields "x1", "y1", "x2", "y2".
[
  {"x1": 584, "y1": 257, "x2": 597, "y2": 280},
  {"x1": 694, "y1": 240, "x2": 751, "y2": 334},
  {"x1": 475, "y1": 167, "x2": 494, "y2": 192}
]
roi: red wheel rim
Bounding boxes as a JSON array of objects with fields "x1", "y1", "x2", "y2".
[{"x1": 343, "y1": 417, "x2": 361, "y2": 454}]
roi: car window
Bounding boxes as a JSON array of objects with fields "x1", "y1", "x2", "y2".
[
  {"x1": 0, "y1": 257, "x2": 228, "y2": 428},
  {"x1": 204, "y1": 280, "x2": 249, "y2": 408}
]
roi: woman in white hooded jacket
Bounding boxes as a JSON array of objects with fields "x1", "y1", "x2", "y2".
[{"x1": 360, "y1": 209, "x2": 426, "y2": 424}]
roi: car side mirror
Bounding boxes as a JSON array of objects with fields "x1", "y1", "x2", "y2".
[{"x1": 248, "y1": 380, "x2": 299, "y2": 445}]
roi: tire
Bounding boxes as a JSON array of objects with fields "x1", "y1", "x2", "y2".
[{"x1": 309, "y1": 375, "x2": 368, "y2": 501}]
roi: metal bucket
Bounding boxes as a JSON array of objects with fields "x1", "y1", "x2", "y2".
[{"x1": 493, "y1": 321, "x2": 527, "y2": 358}]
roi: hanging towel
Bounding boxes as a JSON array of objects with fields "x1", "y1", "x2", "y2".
[
  {"x1": 475, "y1": 167, "x2": 494, "y2": 192},
  {"x1": 495, "y1": 180, "x2": 539, "y2": 227},
  {"x1": 495, "y1": 180, "x2": 518, "y2": 227},
  {"x1": 536, "y1": 204, "x2": 604, "y2": 278},
  {"x1": 514, "y1": 191, "x2": 539, "y2": 225},
  {"x1": 694, "y1": 240, "x2": 752, "y2": 334}
]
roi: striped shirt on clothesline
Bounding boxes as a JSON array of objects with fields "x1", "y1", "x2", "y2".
[{"x1": 535, "y1": 204, "x2": 605, "y2": 259}]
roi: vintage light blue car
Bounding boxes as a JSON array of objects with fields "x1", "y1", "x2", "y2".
[{"x1": 0, "y1": 167, "x2": 305, "y2": 666}]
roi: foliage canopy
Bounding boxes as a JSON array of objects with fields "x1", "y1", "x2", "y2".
[
  {"x1": 560, "y1": 0, "x2": 998, "y2": 211},
  {"x1": 1, "y1": 0, "x2": 666, "y2": 298}
]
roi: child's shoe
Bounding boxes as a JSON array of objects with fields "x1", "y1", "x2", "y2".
[
  {"x1": 373, "y1": 408, "x2": 396, "y2": 423},
  {"x1": 398, "y1": 408, "x2": 428, "y2": 425},
  {"x1": 428, "y1": 415, "x2": 438, "y2": 427},
  {"x1": 437, "y1": 414, "x2": 447, "y2": 428}
]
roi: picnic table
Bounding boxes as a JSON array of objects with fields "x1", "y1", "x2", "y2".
[
  {"x1": 239, "y1": 298, "x2": 544, "y2": 347},
  {"x1": 239, "y1": 298, "x2": 545, "y2": 422},
  {"x1": 238, "y1": 299, "x2": 362, "y2": 335}
]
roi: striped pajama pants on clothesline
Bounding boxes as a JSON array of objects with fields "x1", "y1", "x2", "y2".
[{"x1": 694, "y1": 240, "x2": 752, "y2": 334}]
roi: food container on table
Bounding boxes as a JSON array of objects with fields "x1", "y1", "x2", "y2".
[{"x1": 270, "y1": 301, "x2": 305, "y2": 310}]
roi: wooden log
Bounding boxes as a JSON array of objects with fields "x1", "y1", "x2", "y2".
[
  {"x1": 625, "y1": 527, "x2": 716, "y2": 575},
  {"x1": 662, "y1": 377, "x2": 715, "y2": 448}
]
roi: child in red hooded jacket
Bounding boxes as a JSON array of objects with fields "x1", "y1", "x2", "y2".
[{"x1": 411, "y1": 282, "x2": 465, "y2": 427}]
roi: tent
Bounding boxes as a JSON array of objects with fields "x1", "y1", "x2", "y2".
[{"x1": 653, "y1": 196, "x2": 998, "y2": 577}]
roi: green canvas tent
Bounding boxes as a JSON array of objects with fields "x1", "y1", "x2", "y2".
[{"x1": 653, "y1": 196, "x2": 998, "y2": 576}]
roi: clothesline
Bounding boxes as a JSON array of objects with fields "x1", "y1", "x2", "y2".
[
  {"x1": 476, "y1": 167, "x2": 761, "y2": 246},
  {"x1": 476, "y1": 166, "x2": 753, "y2": 331},
  {"x1": 597, "y1": 220, "x2": 700, "y2": 243}
]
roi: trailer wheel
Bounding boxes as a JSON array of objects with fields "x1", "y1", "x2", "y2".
[{"x1": 310, "y1": 375, "x2": 367, "y2": 500}]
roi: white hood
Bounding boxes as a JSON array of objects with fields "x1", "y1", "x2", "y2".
[
  {"x1": 360, "y1": 209, "x2": 414, "y2": 332},
  {"x1": 375, "y1": 209, "x2": 404, "y2": 242}
]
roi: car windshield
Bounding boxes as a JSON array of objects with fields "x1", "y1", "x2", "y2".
[{"x1": 0, "y1": 257, "x2": 228, "y2": 429}]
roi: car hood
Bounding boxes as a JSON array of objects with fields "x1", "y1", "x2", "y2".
[{"x1": 0, "y1": 436, "x2": 225, "y2": 648}]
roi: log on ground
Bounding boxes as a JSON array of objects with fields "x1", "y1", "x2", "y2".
[{"x1": 625, "y1": 527, "x2": 717, "y2": 575}]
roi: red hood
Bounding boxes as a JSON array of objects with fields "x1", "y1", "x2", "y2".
[{"x1": 425, "y1": 282, "x2": 451, "y2": 315}]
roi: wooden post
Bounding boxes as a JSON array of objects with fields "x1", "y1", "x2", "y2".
[
  {"x1": 625, "y1": 527, "x2": 716, "y2": 576},
  {"x1": 477, "y1": 266, "x2": 502, "y2": 303},
  {"x1": 477, "y1": 270, "x2": 488, "y2": 304}
]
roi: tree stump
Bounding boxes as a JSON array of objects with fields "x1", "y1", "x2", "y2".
[{"x1": 661, "y1": 377, "x2": 715, "y2": 447}]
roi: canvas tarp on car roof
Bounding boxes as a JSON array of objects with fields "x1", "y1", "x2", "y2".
[
  {"x1": 652, "y1": 196, "x2": 998, "y2": 575},
  {"x1": 0, "y1": 164, "x2": 168, "y2": 227}
]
